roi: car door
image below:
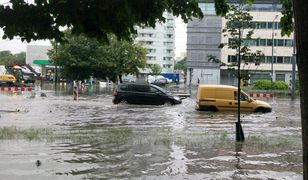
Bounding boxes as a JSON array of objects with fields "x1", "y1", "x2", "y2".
[
  {"x1": 233, "y1": 91, "x2": 255, "y2": 112},
  {"x1": 149, "y1": 86, "x2": 168, "y2": 105},
  {"x1": 130, "y1": 84, "x2": 149, "y2": 104}
]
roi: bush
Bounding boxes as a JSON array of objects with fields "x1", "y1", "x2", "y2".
[
  {"x1": 272, "y1": 81, "x2": 289, "y2": 90},
  {"x1": 252, "y1": 80, "x2": 272, "y2": 90},
  {"x1": 252, "y1": 80, "x2": 289, "y2": 90}
]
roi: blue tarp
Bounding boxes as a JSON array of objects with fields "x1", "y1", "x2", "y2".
[{"x1": 161, "y1": 73, "x2": 180, "y2": 82}]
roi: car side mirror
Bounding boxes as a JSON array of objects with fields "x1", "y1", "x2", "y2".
[{"x1": 248, "y1": 98, "x2": 253, "y2": 103}]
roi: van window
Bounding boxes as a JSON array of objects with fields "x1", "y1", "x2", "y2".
[{"x1": 234, "y1": 91, "x2": 249, "y2": 101}]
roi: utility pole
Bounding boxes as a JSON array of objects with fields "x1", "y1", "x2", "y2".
[
  {"x1": 236, "y1": 28, "x2": 245, "y2": 142},
  {"x1": 291, "y1": 30, "x2": 296, "y2": 98},
  {"x1": 271, "y1": 15, "x2": 278, "y2": 83},
  {"x1": 54, "y1": 42, "x2": 58, "y2": 90}
]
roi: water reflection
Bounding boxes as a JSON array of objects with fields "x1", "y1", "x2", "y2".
[{"x1": 0, "y1": 90, "x2": 303, "y2": 179}]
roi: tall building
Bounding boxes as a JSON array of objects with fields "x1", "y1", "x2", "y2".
[
  {"x1": 135, "y1": 12, "x2": 176, "y2": 74},
  {"x1": 187, "y1": 1, "x2": 297, "y2": 86}
]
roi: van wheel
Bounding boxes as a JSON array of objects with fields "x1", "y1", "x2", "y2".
[
  {"x1": 255, "y1": 107, "x2": 265, "y2": 113},
  {"x1": 207, "y1": 106, "x2": 218, "y2": 112}
]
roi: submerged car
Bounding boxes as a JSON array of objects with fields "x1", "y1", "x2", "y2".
[
  {"x1": 196, "y1": 84, "x2": 272, "y2": 113},
  {"x1": 112, "y1": 83, "x2": 182, "y2": 105}
]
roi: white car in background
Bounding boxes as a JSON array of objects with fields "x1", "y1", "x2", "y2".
[{"x1": 148, "y1": 75, "x2": 172, "y2": 83}]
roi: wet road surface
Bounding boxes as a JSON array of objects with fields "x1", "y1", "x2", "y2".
[{"x1": 0, "y1": 89, "x2": 302, "y2": 179}]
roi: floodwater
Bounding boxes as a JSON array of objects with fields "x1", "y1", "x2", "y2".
[{"x1": 0, "y1": 87, "x2": 302, "y2": 179}]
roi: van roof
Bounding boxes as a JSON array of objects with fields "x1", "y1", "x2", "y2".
[{"x1": 198, "y1": 84, "x2": 238, "y2": 90}]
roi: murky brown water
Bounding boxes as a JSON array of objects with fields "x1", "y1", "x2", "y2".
[{"x1": 0, "y1": 88, "x2": 302, "y2": 179}]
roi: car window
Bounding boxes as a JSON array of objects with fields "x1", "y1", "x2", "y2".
[
  {"x1": 133, "y1": 85, "x2": 149, "y2": 92},
  {"x1": 149, "y1": 86, "x2": 159, "y2": 93},
  {"x1": 151, "y1": 84, "x2": 166, "y2": 93},
  {"x1": 120, "y1": 84, "x2": 129, "y2": 91}
]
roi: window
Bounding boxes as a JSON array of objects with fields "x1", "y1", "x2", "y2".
[
  {"x1": 260, "y1": 22, "x2": 267, "y2": 29},
  {"x1": 276, "y1": 56, "x2": 283, "y2": 63},
  {"x1": 284, "y1": 56, "x2": 291, "y2": 64},
  {"x1": 167, "y1": 34, "x2": 173, "y2": 38},
  {"x1": 276, "y1": 74, "x2": 285, "y2": 82},
  {"x1": 234, "y1": 91, "x2": 249, "y2": 101},
  {"x1": 228, "y1": 55, "x2": 237, "y2": 63},
  {"x1": 277, "y1": 39, "x2": 284, "y2": 46},
  {"x1": 259, "y1": 39, "x2": 266, "y2": 46},
  {"x1": 149, "y1": 87, "x2": 159, "y2": 93},
  {"x1": 267, "y1": 39, "x2": 273, "y2": 46},
  {"x1": 267, "y1": 22, "x2": 273, "y2": 29},
  {"x1": 285, "y1": 39, "x2": 293, "y2": 47},
  {"x1": 133, "y1": 85, "x2": 149, "y2": 92}
]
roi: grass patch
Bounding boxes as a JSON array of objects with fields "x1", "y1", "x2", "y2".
[{"x1": 0, "y1": 127, "x2": 302, "y2": 153}]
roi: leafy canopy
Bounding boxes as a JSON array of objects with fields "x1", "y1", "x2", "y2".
[
  {"x1": 0, "y1": 51, "x2": 26, "y2": 65},
  {"x1": 48, "y1": 32, "x2": 147, "y2": 81},
  {"x1": 0, "y1": 0, "x2": 203, "y2": 42}
]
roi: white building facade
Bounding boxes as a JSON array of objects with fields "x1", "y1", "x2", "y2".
[
  {"x1": 135, "y1": 12, "x2": 176, "y2": 74},
  {"x1": 187, "y1": 1, "x2": 297, "y2": 87}
]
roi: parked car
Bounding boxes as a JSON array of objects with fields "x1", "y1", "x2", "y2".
[
  {"x1": 112, "y1": 83, "x2": 182, "y2": 105},
  {"x1": 151, "y1": 78, "x2": 168, "y2": 87},
  {"x1": 196, "y1": 84, "x2": 272, "y2": 113}
]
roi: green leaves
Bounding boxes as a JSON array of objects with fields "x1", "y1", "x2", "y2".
[
  {"x1": 280, "y1": 0, "x2": 293, "y2": 36},
  {"x1": 147, "y1": 64, "x2": 162, "y2": 76},
  {"x1": 48, "y1": 32, "x2": 147, "y2": 81},
  {"x1": 0, "y1": 0, "x2": 203, "y2": 42}
]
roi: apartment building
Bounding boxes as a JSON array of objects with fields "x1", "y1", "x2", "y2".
[
  {"x1": 135, "y1": 12, "x2": 176, "y2": 74},
  {"x1": 187, "y1": 1, "x2": 296, "y2": 86}
]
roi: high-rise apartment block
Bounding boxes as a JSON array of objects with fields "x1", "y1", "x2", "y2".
[{"x1": 135, "y1": 12, "x2": 176, "y2": 74}]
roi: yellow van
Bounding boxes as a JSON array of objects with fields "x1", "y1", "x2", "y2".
[{"x1": 196, "y1": 84, "x2": 272, "y2": 113}]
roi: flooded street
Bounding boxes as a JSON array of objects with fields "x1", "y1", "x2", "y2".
[{"x1": 0, "y1": 88, "x2": 302, "y2": 179}]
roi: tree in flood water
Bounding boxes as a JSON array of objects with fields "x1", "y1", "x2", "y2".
[
  {"x1": 48, "y1": 32, "x2": 147, "y2": 82},
  {"x1": 209, "y1": 4, "x2": 264, "y2": 141}
]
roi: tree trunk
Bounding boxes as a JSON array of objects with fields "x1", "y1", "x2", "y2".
[
  {"x1": 118, "y1": 74, "x2": 123, "y2": 83},
  {"x1": 293, "y1": 0, "x2": 308, "y2": 178}
]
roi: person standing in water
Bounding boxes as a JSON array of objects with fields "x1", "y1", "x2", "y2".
[{"x1": 73, "y1": 86, "x2": 78, "y2": 100}]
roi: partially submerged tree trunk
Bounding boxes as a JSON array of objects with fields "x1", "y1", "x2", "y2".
[
  {"x1": 293, "y1": 0, "x2": 308, "y2": 178},
  {"x1": 118, "y1": 74, "x2": 123, "y2": 83}
]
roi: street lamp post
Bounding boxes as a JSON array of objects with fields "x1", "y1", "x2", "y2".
[{"x1": 271, "y1": 15, "x2": 278, "y2": 83}]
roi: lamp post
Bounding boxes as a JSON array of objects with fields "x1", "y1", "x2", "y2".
[
  {"x1": 291, "y1": 29, "x2": 296, "y2": 98},
  {"x1": 271, "y1": 15, "x2": 278, "y2": 83}
]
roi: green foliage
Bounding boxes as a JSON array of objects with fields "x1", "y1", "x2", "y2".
[
  {"x1": 279, "y1": 0, "x2": 293, "y2": 36},
  {"x1": 48, "y1": 31, "x2": 147, "y2": 81},
  {"x1": 252, "y1": 80, "x2": 289, "y2": 90},
  {"x1": 0, "y1": 51, "x2": 26, "y2": 65},
  {"x1": 148, "y1": 64, "x2": 162, "y2": 76},
  {"x1": 174, "y1": 57, "x2": 187, "y2": 71},
  {"x1": 0, "y1": 0, "x2": 203, "y2": 42}
]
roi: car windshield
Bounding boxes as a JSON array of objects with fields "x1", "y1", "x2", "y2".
[{"x1": 151, "y1": 84, "x2": 166, "y2": 93}]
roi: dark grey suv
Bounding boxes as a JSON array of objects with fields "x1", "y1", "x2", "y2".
[{"x1": 112, "y1": 83, "x2": 182, "y2": 105}]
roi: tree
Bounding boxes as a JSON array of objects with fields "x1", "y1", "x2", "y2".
[
  {"x1": 0, "y1": 51, "x2": 26, "y2": 65},
  {"x1": 0, "y1": 0, "x2": 203, "y2": 42},
  {"x1": 213, "y1": 0, "x2": 307, "y2": 178},
  {"x1": 48, "y1": 32, "x2": 147, "y2": 82},
  {"x1": 174, "y1": 57, "x2": 187, "y2": 71},
  {"x1": 148, "y1": 64, "x2": 162, "y2": 76},
  {"x1": 209, "y1": 4, "x2": 264, "y2": 141}
]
